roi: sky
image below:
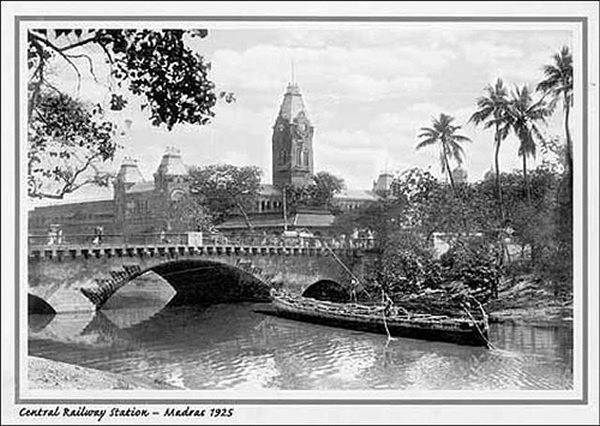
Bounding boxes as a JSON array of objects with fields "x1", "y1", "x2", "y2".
[{"x1": 31, "y1": 24, "x2": 573, "y2": 207}]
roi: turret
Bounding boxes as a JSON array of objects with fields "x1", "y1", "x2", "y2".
[
  {"x1": 115, "y1": 156, "x2": 144, "y2": 189},
  {"x1": 373, "y1": 173, "x2": 394, "y2": 197},
  {"x1": 154, "y1": 146, "x2": 187, "y2": 189},
  {"x1": 114, "y1": 156, "x2": 144, "y2": 232},
  {"x1": 153, "y1": 146, "x2": 189, "y2": 202},
  {"x1": 272, "y1": 82, "x2": 314, "y2": 189}
]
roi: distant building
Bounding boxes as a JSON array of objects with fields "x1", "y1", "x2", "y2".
[
  {"x1": 219, "y1": 81, "x2": 384, "y2": 232},
  {"x1": 271, "y1": 82, "x2": 314, "y2": 189},
  {"x1": 28, "y1": 81, "x2": 386, "y2": 239},
  {"x1": 29, "y1": 147, "x2": 190, "y2": 237}
]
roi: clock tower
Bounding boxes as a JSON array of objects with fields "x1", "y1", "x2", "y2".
[{"x1": 272, "y1": 82, "x2": 314, "y2": 189}]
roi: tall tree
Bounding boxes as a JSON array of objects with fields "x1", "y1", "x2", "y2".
[
  {"x1": 469, "y1": 78, "x2": 511, "y2": 220},
  {"x1": 166, "y1": 195, "x2": 215, "y2": 233},
  {"x1": 27, "y1": 29, "x2": 234, "y2": 199},
  {"x1": 416, "y1": 113, "x2": 471, "y2": 195},
  {"x1": 188, "y1": 164, "x2": 262, "y2": 228},
  {"x1": 537, "y1": 46, "x2": 573, "y2": 183},
  {"x1": 506, "y1": 85, "x2": 549, "y2": 203},
  {"x1": 284, "y1": 171, "x2": 345, "y2": 212}
]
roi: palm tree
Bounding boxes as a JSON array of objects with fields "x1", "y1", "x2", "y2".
[
  {"x1": 537, "y1": 46, "x2": 573, "y2": 181},
  {"x1": 506, "y1": 85, "x2": 549, "y2": 203},
  {"x1": 469, "y1": 78, "x2": 511, "y2": 220},
  {"x1": 417, "y1": 113, "x2": 472, "y2": 195}
]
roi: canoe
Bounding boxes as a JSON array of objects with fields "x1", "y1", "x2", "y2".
[{"x1": 266, "y1": 292, "x2": 490, "y2": 347}]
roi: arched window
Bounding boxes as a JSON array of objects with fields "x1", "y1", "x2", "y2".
[
  {"x1": 302, "y1": 149, "x2": 309, "y2": 166},
  {"x1": 296, "y1": 146, "x2": 303, "y2": 165}
]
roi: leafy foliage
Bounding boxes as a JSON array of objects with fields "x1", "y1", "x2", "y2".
[
  {"x1": 505, "y1": 85, "x2": 551, "y2": 202},
  {"x1": 27, "y1": 28, "x2": 233, "y2": 199},
  {"x1": 334, "y1": 196, "x2": 404, "y2": 246},
  {"x1": 166, "y1": 195, "x2": 215, "y2": 233},
  {"x1": 469, "y1": 78, "x2": 511, "y2": 220},
  {"x1": 284, "y1": 171, "x2": 345, "y2": 212},
  {"x1": 28, "y1": 92, "x2": 117, "y2": 199},
  {"x1": 537, "y1": 46, "x2": 573, "y2": 189},
  {"x1": 416, "y1": 113, "x2": 471, "y2": 193},
  {"x1": 439, "y1": 240, "x2": 502, "y2": 299},
  {"x1": 188, "y1": 164, "x2": 262, "y2": 226}
]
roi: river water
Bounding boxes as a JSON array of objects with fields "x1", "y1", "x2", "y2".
[{"x1": 28, "y1": 303, "x2": 573, "y2": 390}]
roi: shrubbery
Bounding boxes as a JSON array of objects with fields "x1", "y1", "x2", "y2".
[{"x1": 366, "y1": 233, "x2": 500, "y2": 303}]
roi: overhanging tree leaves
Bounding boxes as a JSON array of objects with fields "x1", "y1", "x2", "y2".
[
  {"x1": 28, "y1": 92, "x2": 116, "y2": 199},
  {"x1": 27, "y1": 28, "x2": 233, "y2": 199}
]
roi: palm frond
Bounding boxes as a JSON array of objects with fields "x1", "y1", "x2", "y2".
[{"x1": 416, "y1": 138, "x2": 437, "y2": 150}]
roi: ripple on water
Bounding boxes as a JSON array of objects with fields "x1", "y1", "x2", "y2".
[{"x1": 28, "y1": 304, "x2": 573, "y2": 390}]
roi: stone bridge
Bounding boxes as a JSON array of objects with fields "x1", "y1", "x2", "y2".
[{"x1": 28, "y1": 243, "x2": 373, "y2": 314}]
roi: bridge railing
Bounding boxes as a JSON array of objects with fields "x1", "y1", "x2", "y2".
[
  {"x1": 28, "y1": 232, "x2": 376, "y2": 250},
  {"x1": 28, "y1": 233, "x2": 190, "y2": 248}
]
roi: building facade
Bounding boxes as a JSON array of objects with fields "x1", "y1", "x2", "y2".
[
  {"x1": 28, "y1": 148, "x2": 190, "y2": 239},
  {"x1": 28, "y1": 81, "x2": 386, "y2": 239}
]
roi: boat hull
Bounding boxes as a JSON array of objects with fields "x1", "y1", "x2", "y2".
[{"x1": 269, "y1": 297, "x2": 489, "y2": 347}]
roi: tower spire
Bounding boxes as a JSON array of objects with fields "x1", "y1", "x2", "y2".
[{"x1": 291, "y1": 58, "x2": 295, "y2": 84}]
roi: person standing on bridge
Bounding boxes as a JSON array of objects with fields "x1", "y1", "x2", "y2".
[
  {"x1": 46, "y1": 227, "x2": 55, "y2": 246},
  {"x1": 93, "y1": 226, "x2": 104, "y2": 245}
]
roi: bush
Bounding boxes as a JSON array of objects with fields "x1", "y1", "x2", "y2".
[{"x1": 439, "y1": 240, "x2": 501, "y2": 299}]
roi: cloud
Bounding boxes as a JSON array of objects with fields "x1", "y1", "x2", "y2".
[
  {"x1": 209, "y1": 42, "x2": 452, "y2": 102},
  {"x1": 34, "y1": 27, "x2": 572, "y2": 206},
  {"x1": 463, "y1": 41, "x2": 525, "y2": 67}
]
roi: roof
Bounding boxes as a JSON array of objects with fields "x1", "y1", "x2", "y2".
[
  {"x1": 30, "y1": 198, "x2": 114, "y2": 213},
  {"x1": 259, "y1": 184, "x2": 282, "y2": 197},
  {"x1": 116, "y1": 159, "x2": 144, "y2": 184},
  {"x1": 155, "y1": 151, "x2": 187, "y2": 176},
  {"x1": 293, "y1": 212, "x2": 335, "y2": 228},
  {"x1": 126, "y1": 181, "x2": 155, "y2": 194},
  {"x1": 333, "y1": 189, "x2": 378, "y2": 201},
  {"x1": 277, "y1": 83, "x2": 311, "y2": 122},
  {"x1": 217, "y1": 211, "x2": 335, "y2": 230},
  {"x1": 217, "y1": 214, "x2": 290, "y2": 230},
  {"x1": 373, "y1": 173, "x2": 394, "y2": 193}
]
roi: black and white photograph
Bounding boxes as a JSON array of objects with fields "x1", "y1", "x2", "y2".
[{"x1": 2, "y1": 2, "x2": 598, "y2": 425}]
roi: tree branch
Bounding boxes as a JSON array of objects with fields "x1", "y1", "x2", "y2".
[
  {"x1": 30, "y1": 32, "x2": 83, "y2": 94},
  {"x1": 65, "y1": 53, "x2": 100, "y2": 84}
]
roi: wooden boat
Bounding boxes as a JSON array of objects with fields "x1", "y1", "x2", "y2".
[{"x1": 264, "y1": 291, "x2": 490, "y2": 347}]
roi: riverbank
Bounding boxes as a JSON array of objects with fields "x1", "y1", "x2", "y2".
[
  {"x1": 486, "y1": 274, "x2": 573, "y2": 326},
  {"x1": 28, "y1": 356, "x2": 177, "y2": 390}
]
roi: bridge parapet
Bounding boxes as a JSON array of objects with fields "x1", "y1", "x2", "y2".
[{"x1": 28, "y1": 243, "x2": 359, "y2": 261}]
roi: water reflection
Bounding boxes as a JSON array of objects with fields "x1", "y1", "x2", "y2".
[{"x1": 29, "y1": 304, "x2": 573, "y2": 390}]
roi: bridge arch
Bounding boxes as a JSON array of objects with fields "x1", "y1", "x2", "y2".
[
  {"x1": 28, "y1": 294, "x2": 56, "y2": 315},
  {"x1": 29, "y1": 243, "x2": 368, "y2": 313},
  {"x1": 302, "y1": 279, "x2": 351, "y2": 303},
  {"x1": 88, "y1": 259, "x2": 272, "y2": 309}
]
